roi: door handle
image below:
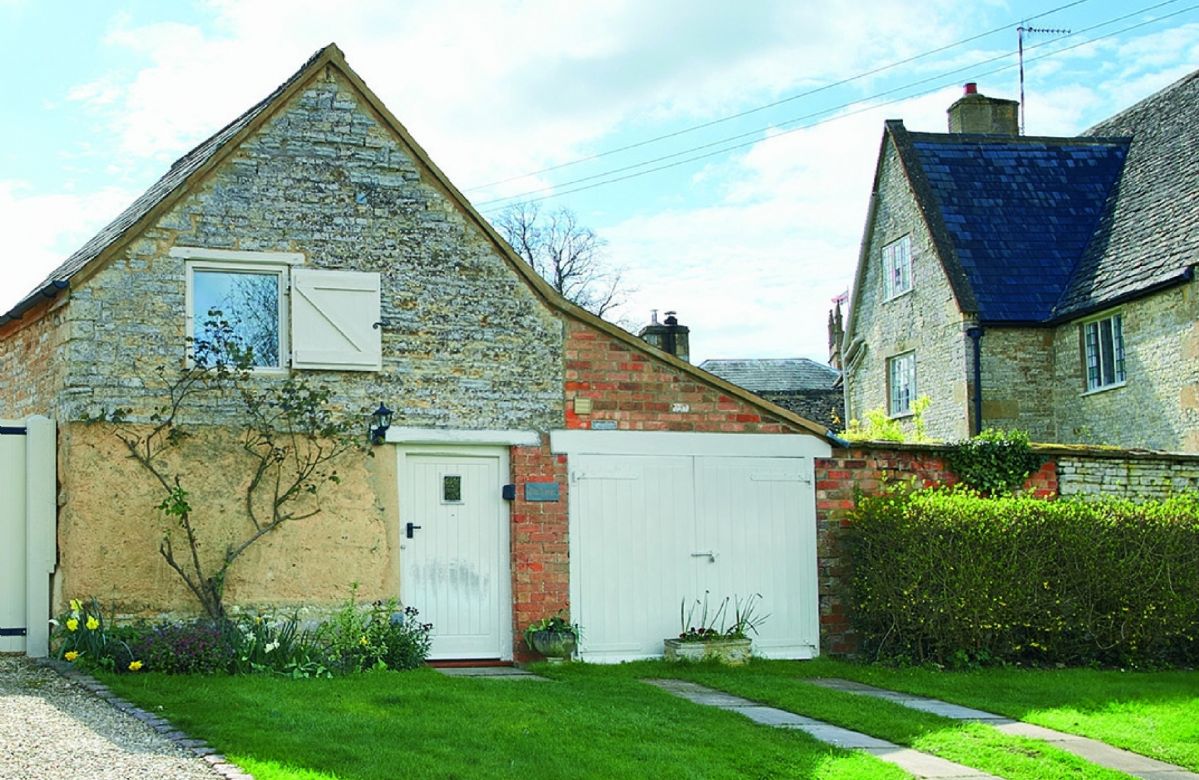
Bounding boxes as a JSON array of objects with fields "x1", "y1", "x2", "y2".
[
  {"x1": 691, "y1": 551, "x2": 717, "y2": 562},
  {"x1": 406, "y1": 522, "x2": 422, "y2": 539}
]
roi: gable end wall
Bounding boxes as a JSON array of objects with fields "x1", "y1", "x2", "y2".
[
  {"x1": 60, "y1": 66, "x2": 564, "y2": 430},
  {"x1": 845, "y1": 140, "x2": 970, "y2": 440}
]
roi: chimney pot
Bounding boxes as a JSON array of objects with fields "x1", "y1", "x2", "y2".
[{"x1": 964, "y1": 82, "x2": 977, "y2": 95}]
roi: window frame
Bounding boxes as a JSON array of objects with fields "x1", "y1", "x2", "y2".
[
  {"x1": 887, "y1": 350, "x2": 917, "y2": 417},
  {"x1": 882, "y1": 235, "x2": 913, "y2": 301},
  {"x1": 176, "y1": 248, "x2": 304, "y2": 373},
  {"x1": 1081, "y1": 310, "x2": 1126, "y2": 394}
]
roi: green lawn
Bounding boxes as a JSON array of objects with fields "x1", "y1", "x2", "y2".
[
  {"x1": 545, "y1": 662, "x2": 1133, "y2": 780},
  {"x1": 790, "y1": 659, "x2": 1199, "y2": 772},
  {"x1": 98, "y1": 659, "x2": 1199, "y2": 780},
  {"x1": 100, "y1": 667, "x2": 901, "y2": 780}
]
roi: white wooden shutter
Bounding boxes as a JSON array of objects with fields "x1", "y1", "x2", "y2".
[{"x1": 291, "y1": 269, "x2": 382, "y2": 371}]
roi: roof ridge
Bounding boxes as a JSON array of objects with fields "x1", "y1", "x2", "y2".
[{"x1": 1085, "y1": 67, "x2": 1199, "y2": 135}]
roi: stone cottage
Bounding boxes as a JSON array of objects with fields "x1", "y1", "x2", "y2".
[
  {"x1": 841, "y1": 74, "x2": 1199, "y2": 451},
  {"x1": 0, "y1": 44, "x2": 837, "y2": 662}
]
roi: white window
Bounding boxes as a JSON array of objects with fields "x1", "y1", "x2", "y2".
[
  {"x1": 1083, "y1": 312, "x2": 1125, "y2": 392},
  {"x1": 176, "y1": 247, "x2": 382, "y2": 372},
  {"x1": 888, "y1": 351, "x2": 916, "y2": 416},
  {"x1": 882, "y1": 235, "x2": 912, "y2": 300}
]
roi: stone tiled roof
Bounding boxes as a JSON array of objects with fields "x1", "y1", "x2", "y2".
[
  {"x1": 1058, "y1": 69, "x2": 1199, "y2": 317},
  {"x1": 889, "y1": 68, "x2": 1198, "y2": 325},
  {"x1": 698, "y1": 358, "x2": 840, "y2": 392},
  {"x1": 898, "y1": 128, "x2": 1127, "y2": 323},
  {"x1": 1, "y1": 46, "x2": 326, "y2": 323}
]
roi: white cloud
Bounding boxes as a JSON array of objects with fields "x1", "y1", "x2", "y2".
[{"x1": 0, "y1": 181, "x2": 136, "y2": 313}]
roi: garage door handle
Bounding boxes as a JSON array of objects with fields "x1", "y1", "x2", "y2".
[
  {"x1": 406, "y1": 523, "x2": 422, "y2": 539},
  {"x1": 691, "y1": 551, "x2": 718, "y2": 562}
]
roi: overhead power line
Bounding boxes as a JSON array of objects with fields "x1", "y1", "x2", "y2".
[
  {"x1": 474, "y1": 0, "x2": 1194, "y2": 212},
  {"x1": 465, "y1": 0, "x2": 1093, "y2": 193}
]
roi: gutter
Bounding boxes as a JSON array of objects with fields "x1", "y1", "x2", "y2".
[
  {"x1": 0, "y1": 281, "x2": 69, "y2": 326},
  {"x1": 966, "y1": 325, "x2": 984, "y2": 436}
]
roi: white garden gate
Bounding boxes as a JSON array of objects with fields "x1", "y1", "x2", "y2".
[{"x1": 0, "y1": 416, "x2": 56, "y2": 657}]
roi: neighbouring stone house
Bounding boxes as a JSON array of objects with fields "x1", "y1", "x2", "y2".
[
  {"x1": 841, "y1": 75, "x2": 1199, "y2": 451},
  {"x1": 699, "y1": 358, "x2": 843, "y2": 430},
  {"x1": 0, "y1": 45, "x2": 841, "y2": 662}
]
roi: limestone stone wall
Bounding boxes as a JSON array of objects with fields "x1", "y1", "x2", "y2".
[
  {"x1": 978, "y1": 326, "x2": 1055, "y2": 441},
  {"x1": 60, "y1": 65, "x2": 564, "y2": 432},
  {"x1": 55, "y1": 421, "x2": 396, "y2": 614},
  {"x1": 1051, "y1": 278, "x2": 1199, "y2": 451},
  {"x1": 1056, "y1": 451, "x2": 1199, "y2": 498},
  {"x1": 844, "y1": 140, "x2": 971, "y2": 441},
  {"x1": 0, "y1": 298, "x2": 69, "y2": 418}
]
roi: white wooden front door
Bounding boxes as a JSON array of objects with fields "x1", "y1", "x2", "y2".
[
  {"x1": 399, "y1": 447, "x2": 511, "y2": 660},
  {"x1": 0, "y1": 424, "x2": 28, "y2": 653},
  {"x1": 569, "y1": 449, "x2": 820, "y2": 662}
]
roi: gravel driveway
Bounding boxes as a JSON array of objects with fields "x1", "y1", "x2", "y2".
[{"x1": 0, "y1": 656, "x2": 221, "y2": 780}]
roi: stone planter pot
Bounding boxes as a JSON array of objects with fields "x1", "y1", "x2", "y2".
[
  {"x1": 528, "y1": 630, "x2": 577, "y2": 662},
  {"x1": 663, "y1": 637, "x2": 752, "y2": 665}
]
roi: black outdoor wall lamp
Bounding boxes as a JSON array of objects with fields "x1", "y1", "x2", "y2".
[{"x1": 369, "y1": 403, "x2": 393, "y2": 445}]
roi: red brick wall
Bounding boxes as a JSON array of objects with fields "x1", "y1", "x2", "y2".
[
  {"x1": 508, "y1": 320, "x2": 807, "y2": 660},
  {"x1": 814, "y1": 445, "x2": 1059, "y2": 656},
  {"x1": 0, "y1": 298, "x2": 67, "y2": 418},
  {"x1": 564, "y1": 321, "x2": 795, "y2": 433},
  {"x1": 510, "y1": 438, "x2": 570, "y2": 661}
]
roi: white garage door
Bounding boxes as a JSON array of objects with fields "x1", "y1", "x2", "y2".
[{"x1": 553, "y1": 431, "x2": 829, "y2": 663}]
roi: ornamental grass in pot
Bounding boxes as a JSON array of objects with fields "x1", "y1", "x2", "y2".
[{"x1": 664, "y1": 593, "x2": 767, "y2": 666}]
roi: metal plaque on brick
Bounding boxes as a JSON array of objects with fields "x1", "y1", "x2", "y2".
[{"x1": 524, "y1": 482, "x2": 560, "y2": 502}]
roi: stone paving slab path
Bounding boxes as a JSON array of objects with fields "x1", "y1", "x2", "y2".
[
  {"x1": 433, "y1": 666, "x2": 546, "y2": 680},
  {"x1": 644, "y1": 679, "x2": 998, "y2": 779},
  {"x1": 807, "y1": 678, "x2": 1199, "y2": 780}
]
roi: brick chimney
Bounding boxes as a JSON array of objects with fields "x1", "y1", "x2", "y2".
[
  {"x1": 947, "y1": 82, "x2": 1019, "y2": 135},
  {"x1": 638, "y1": 310, "x2": 690, "y2": 362}
]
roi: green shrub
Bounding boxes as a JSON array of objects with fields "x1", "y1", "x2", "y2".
[
  {"x1": 945, "y1": 428, "x2": 1044, "y2": 495},
  {"x1": 318, "y1": 586, "x2": 433, "y2": 672},
  {"x1": 849, "y1": 487, "x2": 1199, "y2": 667},
  {"x1": 132, "y1": 620, "x2": 238, "y2": 674},
  {"x1": 842, "y1": 395, "x2": 932, "y2": 443}
]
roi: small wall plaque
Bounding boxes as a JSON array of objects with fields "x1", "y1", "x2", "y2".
[
  {"x1": 671, "y1": 402, "x2": 690, "y2": 413},
  {"x1": 524, "y1": 482, "x2": 560, "y2": 502},
  {"x1": 590, "y1": 419, "x2": 618, "y2": 430}
]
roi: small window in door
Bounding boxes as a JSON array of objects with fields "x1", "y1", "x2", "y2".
[{"x1": 442, "y1": 475, "x2": 463, "y2": 504}]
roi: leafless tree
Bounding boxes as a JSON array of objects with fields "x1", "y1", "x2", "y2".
[{"x1": 495, "y1": 202, "x2": 632, "y2": 320}]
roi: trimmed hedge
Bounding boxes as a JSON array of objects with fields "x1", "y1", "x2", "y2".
[{"x1": 849, "y1": 488, "x2": 1199, "y2": 666}]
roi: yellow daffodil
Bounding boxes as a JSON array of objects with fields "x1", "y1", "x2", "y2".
[
  {"x1": 64, "y1": 651, "x2": 79, "y2": 662},
  {"x1": 70, "y1": 599, "x2": 82, "y2": 612},
  {"x1": 358, "y1": 635, "x2": 368, "y2": 646},
  {"x1": 66, "y1": 618, "x2": 78, "y2": 632},
  {"x1": 128, "y1": 660, "x2": 143, "y2": 672},
  {"x1": 86, "y1": 616, "x2": 100, "y2": 631}
]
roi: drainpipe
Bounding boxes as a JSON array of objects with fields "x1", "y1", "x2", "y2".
[{"x1": 966, "y1": 325, "x2": 984, "y2": 436}]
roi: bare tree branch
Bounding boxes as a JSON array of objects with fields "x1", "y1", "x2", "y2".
[{"x1": 495, "y1": 202, "x2": 634, "y2": 321}]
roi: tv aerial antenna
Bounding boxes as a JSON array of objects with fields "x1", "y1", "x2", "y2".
[{"x1": 1018, "y1": 24, "x2": 1071, "y2": 134}]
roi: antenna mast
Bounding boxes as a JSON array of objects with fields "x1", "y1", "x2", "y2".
[{"x1": 1018, "y1": 24, "x2": 1070, "y2": 135}]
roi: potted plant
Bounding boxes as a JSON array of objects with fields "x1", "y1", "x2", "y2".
[
  {"x1": 663, "y1": 593, "x2": 767, "y2": 666},
  {"x1": 524, "y1": 613, "x2": 580, "y2": 663}
]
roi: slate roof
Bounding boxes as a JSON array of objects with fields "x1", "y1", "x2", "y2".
[
  {"x1": 901, "y1": 130, "x2": 1127, "y2": 323},
  {"x1": 1060, "y1": 69, "x2": 1199, "y2": 316},
  {"x1": 698, "y1": 358, "x2": 840, "y2": 393},
  {"x1": 883, "y1": 68, "x2": 1199, "y2": 325}
]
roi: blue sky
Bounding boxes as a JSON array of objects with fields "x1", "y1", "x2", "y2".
[{"x1": 2, "y1": 0, "x2": 1197, "y2": 363}]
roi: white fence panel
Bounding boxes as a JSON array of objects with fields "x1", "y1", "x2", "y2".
[{"x1": 0, "y1": 416, "x2": 56, "y2": 657}]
